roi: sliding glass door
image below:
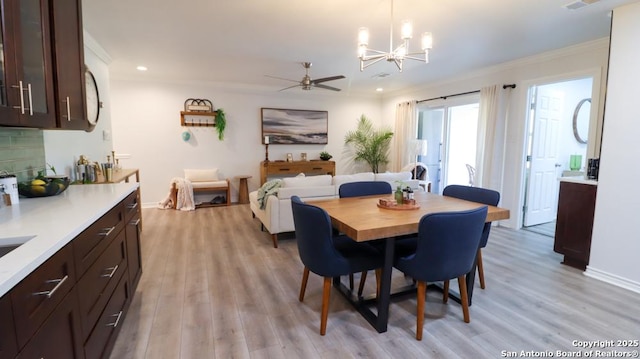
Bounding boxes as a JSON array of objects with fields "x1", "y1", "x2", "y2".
[{"x1": 417, "y1": 98, "x2": 479, "y2": 194}]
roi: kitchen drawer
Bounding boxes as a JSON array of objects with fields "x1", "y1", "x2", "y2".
[
  {"x1": 10, "y1": 244, "x2": 76, "y2": 349},
  {"x1": 15, "y1": 289, "x2": 83, "y2": 359},
  {"x1": 0, "y1": 295, "x2": 18, "y2": 359},
  {"x1": 74, "y1": 201, "x2": 124, "y2": 277},
  {"x1": 77, "y1": 229, "x2": 127, "y2": 340},
  {"x1": 84, "y1": 272, "x2": 131, "y2": 359},
  {"x1": 122, "y1": 189, "x2": 140, "y2": 222},
  {"x1": 126, "y1": 212, "x2": 143, "y2": 291}
]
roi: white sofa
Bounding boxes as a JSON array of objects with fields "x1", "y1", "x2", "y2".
[{"x1": 249, "y1": 171, "x2": 421, "y2": 247}]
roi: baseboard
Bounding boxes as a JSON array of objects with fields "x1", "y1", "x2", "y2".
[{"x1": 584, "y1": 266, "x2": 640, "y2": 294}]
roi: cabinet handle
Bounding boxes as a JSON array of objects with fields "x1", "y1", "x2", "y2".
[
  {"x1": 126, "y1": 202, "x2": 138, "y2": 210},
  {"x1": 129, "y1": 218, "x2": 141, "y2": 226},
  {"x1": 99, "y1": 226, "x2": 116, "y2": 237},
  {"x1": 106, "y1": 311, "x2": 123, "y2": 328},
  {"x1": 101, "y1": 265, "x2": 119, "y2": 279},
  {"x1": 26, "y1": 83, "x2": 33, "y2": 116},
  {"x1": 32, "y1": 275, "x2": 69, "y2": 298},
  {"x1": 11, "y1": 81, "x2": 25, "y2": 114},
  {"x1": 65, "y1": 96, "x2": 71, "y2": 121},
  {"x1": 279, "y1": 168, "x2": 290, "y2": 171}
]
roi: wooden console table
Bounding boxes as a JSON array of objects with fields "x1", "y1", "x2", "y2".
[{"x1": 260, "y1": 160, "x2": 335, "y2": 185}]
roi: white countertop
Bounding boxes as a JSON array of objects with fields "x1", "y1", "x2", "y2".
[
  {"x1": 0, "y1": 183, "x2": 139, "y2": 297},
  {"x1": 559, "y1": 176, "x2": 598, "y2": 186}
]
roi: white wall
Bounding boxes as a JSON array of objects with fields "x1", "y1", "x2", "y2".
[
  {"x1": 108, "y1": 78, "x2": 381, "y2": 205},
  {"x1": 43, "y1": 33, "x2": 113, "y2": 179},
  {"x1": 380, "y1": 39, "x2": 610, "y2": 230},
  {"x1": 587, "y1": 3, "x2": 640, "y2": 293}
]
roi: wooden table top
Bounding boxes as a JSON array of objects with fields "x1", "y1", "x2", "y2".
[{"x1": 312, "y1": 191, "x2": 510, "y2": 242}]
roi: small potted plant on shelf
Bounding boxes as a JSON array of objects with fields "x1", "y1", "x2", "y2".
[{"x1": 319, "y1": 151, "x2": 332, "y2": 161}]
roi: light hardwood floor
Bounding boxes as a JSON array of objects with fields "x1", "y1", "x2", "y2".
[{"x1": 110, "y1": 205, "x2": 640, "y2": 359}]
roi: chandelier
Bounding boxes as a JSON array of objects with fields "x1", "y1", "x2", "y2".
[{"x1": 357, "y1": 0, "x2": 433, "y2": 72}]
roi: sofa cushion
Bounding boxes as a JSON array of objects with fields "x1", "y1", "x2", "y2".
[
  {"x1": 332, "y1": 172, "x2": 375, "y2": 195},
  {"x1": 191, "y1": 180, "x2": 228, "y2": 189},
  {"x1": 277, "y1": 186, "x2": 336, "y2": 199},
  {"x1": 282, "y1": 174, "x2": 332, "y2": 188},
  {"x1": 374, "y1": 171, "x2": 412, "y2": 186},
  {"x1": 184, "y1": 168, "x2": 219, "y2": 182}
]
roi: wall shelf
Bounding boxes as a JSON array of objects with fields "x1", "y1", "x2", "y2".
[{"x1": 180, "y1": 111, "x2": 218, "y2": 127}]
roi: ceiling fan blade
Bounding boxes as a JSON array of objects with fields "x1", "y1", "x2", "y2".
[
  {"x1": 314, "y1": 83, "x2": 341, "y2": 92},
  {"x1": 265, "y1": 74, "x2": 300, "y2": 83},
  {"x1": 312, "y1": 75, "x2": 345, "y2": 84},
  {"x1": 278, "y1": 84, "x2": 302, "y2": 92}
]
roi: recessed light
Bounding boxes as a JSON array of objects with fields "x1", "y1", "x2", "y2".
[
  {"x1": 376, "y1": 88, "x2": 384, "y2": 92},
  {"x1": 136, "y1": 66, "x2": 148, "y2": 71}
]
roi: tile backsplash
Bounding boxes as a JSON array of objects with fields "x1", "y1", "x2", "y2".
[{"x1": 0, "y1": 128, "x2": 45, "y2": 182}]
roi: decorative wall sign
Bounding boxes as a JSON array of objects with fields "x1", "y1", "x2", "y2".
[{"x1": 261, "y1": 108, "x2": 328, "y2": 144}]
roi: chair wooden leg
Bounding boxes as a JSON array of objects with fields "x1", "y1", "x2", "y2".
[
  {"x1": 443, "y1": 280, "x2": 449, "y2": 303},
  {"x1": 457, "y1": 275, "x2": 470, "y2": 323},
  {"x1": 416, "y1": 281, "x2": 427, "y2": 341},
  {"x1": 357, "y1": 271, "x2": 368, "y2": 296},
  {"x1": 320, "y1": 277, "x2": 332, "y2": 336},
  {"x1": 477, "y1": 248, "x2": 486, "y2": 289},
  {"x1": 299, "y1": 267, "x2": 310, "y2": 302},
  {"x1": 271, "y1": 234, "x2": 278, "y2": 248}
]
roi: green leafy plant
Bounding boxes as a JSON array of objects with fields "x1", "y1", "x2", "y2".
[
  {"x1": 344, "y1": 114, "x2": 394, "y2": 173},
  {"x1": 215, "y1": 108, "x2": 226, "y2": 140},
  {"x1": 319, "y1": 151, "x2": 332, "y2": 160}
]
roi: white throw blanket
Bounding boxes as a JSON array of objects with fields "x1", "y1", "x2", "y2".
[{"x1": 158, "y1": 177, "x2": 195, "y2": 211}]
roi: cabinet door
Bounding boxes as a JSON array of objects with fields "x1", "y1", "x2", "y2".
[
  {"x1": 0, "y1": 295, "x2": 18, "y2": 359},
  {"x1": 126, "y1": 213, "x2": 143, "y2": 290},
  {"x1": 13, "y1": 0, "x2": 55, "y2": 128},
  {"x1": 0, "y1": 0, "x2": 21, "y2": 126},
  {"x1": 15, "y1": 289, "x2": 83, "y2": 359},
  {"x1": 50, "y1": 0, "x2": 87, "y2": 130}
]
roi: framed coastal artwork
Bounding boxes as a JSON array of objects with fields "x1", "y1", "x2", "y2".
[{"x1": 261, "y1": 108, "x2": 328, "y2": 144}]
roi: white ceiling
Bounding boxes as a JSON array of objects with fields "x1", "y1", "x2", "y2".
[{"x1": 81, "y1": 0, "x2": 637, "y2": 95}]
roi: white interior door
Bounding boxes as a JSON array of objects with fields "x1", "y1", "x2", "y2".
[{"x1": 524, "y1": 88, "x2": 563, "y2": 226}]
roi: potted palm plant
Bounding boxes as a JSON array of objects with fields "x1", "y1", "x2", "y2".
[{"x1": 344, "y1": 114, "x2": 393, "y2": 173}]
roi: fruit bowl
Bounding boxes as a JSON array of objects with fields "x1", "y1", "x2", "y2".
[{"x1": 18, "y1": 176, "x2": 70, "y2": 198}]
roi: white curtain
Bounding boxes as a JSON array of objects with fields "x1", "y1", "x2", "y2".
[
  {"x1": 393, "y1": 101, "x2": 417, "y2": 171},
  {"x1": 476, "y1": 85, "x2": 512, "y2": 191}
]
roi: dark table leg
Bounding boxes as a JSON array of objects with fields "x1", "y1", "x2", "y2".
[{"x1": 374, "y1": 237, "x2": 395, "y2": 332}]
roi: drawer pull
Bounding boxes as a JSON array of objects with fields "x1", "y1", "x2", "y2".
[
  {"x1": 278, "y1": 168, "x2": 290, "y2": 171},
  {"x1": 106, "y1": 311, "x2": 123, "y2": 328},
  {"x1": 99, "y1": 226, "x2": 116, "y2": 237},
  {"x1": 126, "y1": 202, "x2": 138, "y2": 210},
  {"x1": 32, "y1": 275, "x2": 69, "y2": 298},
  {"x1": 129, "y1": 218, "x2": 141, "y2": 226},
  {"x1": 101, "y1": 265, "x2": 119, "y2": 279},
  {"x1": 312, "y1": 167, "x2": 323, "y2": 170}
]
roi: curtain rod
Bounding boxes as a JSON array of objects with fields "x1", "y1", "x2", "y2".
[{"x1": 416, "y1": 83, "x2": 516, "y2": 104}]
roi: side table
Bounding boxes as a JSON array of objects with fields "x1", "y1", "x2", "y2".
[{"x1": 236, "y1": 175, "x2": 252, "y2": 204}]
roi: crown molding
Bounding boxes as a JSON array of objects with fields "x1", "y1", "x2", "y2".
[{"x1": 83, "y1": 30, "x2": 113, "y2": 65}]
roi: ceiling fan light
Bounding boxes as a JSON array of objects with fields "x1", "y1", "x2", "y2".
[
  {"x1": 421, "y1": 32, "x2": 433, "y2": 50},
  {"x1": 401, "y1": 20, "x2": 413, "y2": 40},
  {"x1": 358, "y1": 27, "x2": 369, "y2": 47}
]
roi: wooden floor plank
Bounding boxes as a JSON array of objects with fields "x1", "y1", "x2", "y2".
[{"x1": 109, "y1": 205, "x2": 640, "y2": 359}]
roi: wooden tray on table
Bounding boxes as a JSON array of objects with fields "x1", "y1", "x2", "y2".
[{"x1": 377, "y1": 200, "x2": 420, "y2": 210}]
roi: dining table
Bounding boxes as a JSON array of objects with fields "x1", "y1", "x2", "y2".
[{"x1": 312, "y1": 190, "x2": 510, "y2": 333}]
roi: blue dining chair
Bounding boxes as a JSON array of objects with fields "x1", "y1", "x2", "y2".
[
  {"x1": 442, "y1": 184, "x2": 500, "y2": 289},
  {"x1": 338, "y1": 181, "x2": 392, "y2": 296},
  {"x1": 290, "y1": 196, "x2": 384, "y2": 335},
  {"x1": 394, "y1": 206, "x2": 488, "y2": 340},
  {"x1": 338, "y1": 181, "x2": 392, "y2": 198}
]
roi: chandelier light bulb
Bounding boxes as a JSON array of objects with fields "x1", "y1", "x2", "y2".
[
  {"x1": 421, "y1": 32, "x2": 433, "y2": 50},
  {"x1": 358, "y1": 27, "x2": 370, "y2": 47},
  {"x1": 401, "y1": 20, "x2": 413, "y2": 40}
]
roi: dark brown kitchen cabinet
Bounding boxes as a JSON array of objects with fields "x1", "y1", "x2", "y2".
[
  {"x1": 0, "y1": 0, "x2": 56, "y2": 128},
  {"x1": 554, "y1": 181, "x2": 597, "y2": 270},
  {"x1": 10, "y1": 243, "x2": 76, "y2": 349},
  {"x1": 50, "y1": 0, "x2": 87, "y2": 130},
  {"x1": 0, "y1": 295, "x2": 18, "y2": 359},
  {"x1": 15, "y1": 289, "x2": 83, "y2": 359},
  {"x1": 123, "y1": 190, "x2": 143, "y2": 290}
]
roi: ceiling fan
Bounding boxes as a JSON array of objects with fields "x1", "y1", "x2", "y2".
[{"x1": 266, "y1": 62, "x2": 345, "y2": 92}]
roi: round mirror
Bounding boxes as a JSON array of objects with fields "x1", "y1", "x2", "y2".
[{"x1": 572, "y1": 98, "x2": 590, "y2": 144}]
